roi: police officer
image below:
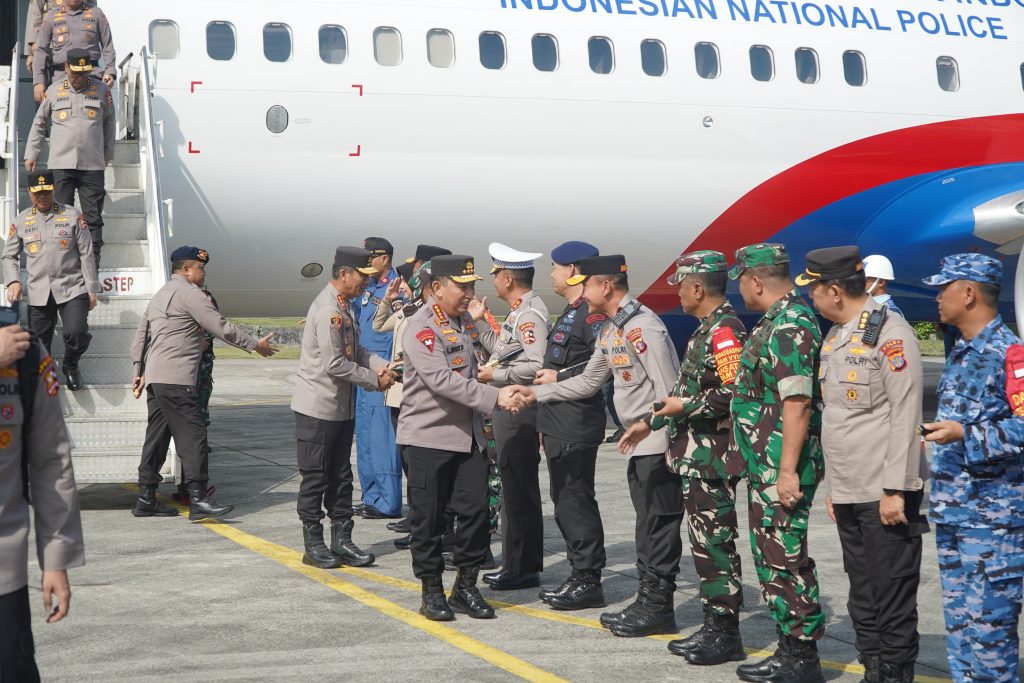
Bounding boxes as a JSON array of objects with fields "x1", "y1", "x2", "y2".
[
  {"x1": 0, "y1": 329, "x2": 83, "y2": 683},
  {"x1": 531, "y1": 241, "x2": 608, "y2": 610},
  {"x1": 622, "y1": 251, "x2": 747, "y2": 665},
  {"x1": 32, "y1": 0, "x2": 114, "y2": 97},
  {"x1": 799, "y1": 246, "x2": 928, "y2": 683},
  {"x1": 396, "y1": 255, "x2": 521, "y2": 621},
  {"x1": 354, "y1": 236, "x2": 403, "y2": 519},
  {"x1": 512, "y1": 255, "x2": 683, "y2": 638},
  {"x1": 404, "y1": 244, "x2": 452, "y2": 273},
  {"x1": 2, "y1": 170, "x2": 98, "y2": 391},
  {"x1": 920, "y1": 253, "x2": 1024, "y2": 683},
  {"x1": 862, "y1": 255, "x2": 904, "y2": 317},
  {"x1": 729, "y1": 243, "x2": 825, "y2": 682},
  {"x1": 24, "y1": 0, "x2": 97, "y2": 74},
  {"x1": 474, "y1": 242, "x2": 550, "y2": 591},
  {"x1": 292, "y1": 247, "x2": 394, "y2": 569},
  {"x1": 130, "y1": 246, "x2": 278, "y2": 521},
  {"x1": 25, "y1": 49, "x2": 114, "y2": 270}
]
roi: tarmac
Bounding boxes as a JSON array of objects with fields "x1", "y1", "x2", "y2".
[{"x1": 26, "y1": 356, "x2": 998, "y2": 682}]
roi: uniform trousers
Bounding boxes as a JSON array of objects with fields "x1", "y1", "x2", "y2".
[
  {"x1": 404, "y1": 445, "x2": 489, "y2": 578},
  {"x1": 138, "y1": 383, "x2": 208, "y2": 488},
  {"x1": 834, "y1": 491, "x2": 926, "y2": 665},
  {"x1": 28, "y1": 292, "x2": 91, "y2": 361},
  {"x1": 627, "y1": 453, "x2": 684, "y2": 581},
  {"x1": 747, "y1": 480, "x2": 825, "y2": 641},
  {"x1": 492, "y1": 406, "x2": 544, "y2": 576},
  {"x1": 936, "y1": 523, "x2": 1024, "y2": 683},
  {"x1": 684, "y1": 476, "x2": 744, "y2": 616},
  {"x1": 294, "y1": 412, "x2": 356, "y2": 524},
  {"x1": 0, "y1": 586, "x2": 40, "y2": 683},
  {"x1": 355, "y1": 386, "x2": 402, "y2": 516},
  {"x1": 53, "y1": 169, "x2": 104, "y2": 263},
  {"x1": 542, "y1": 435, "x2": 606, "y2": 571}
]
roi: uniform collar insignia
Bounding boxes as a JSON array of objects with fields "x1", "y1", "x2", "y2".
[
  {"x1": 336, "y1": 294, "x2": 348, "y2": 310},
  {"x1": 511, "y1": 298, "x2": 522, "y2": 310},
  {"x1": 570, "y1": 296, "x2": 585, "y2": 309},
  {"x1": 432, "y1": 303, "x2": 448, "y2": 326}
]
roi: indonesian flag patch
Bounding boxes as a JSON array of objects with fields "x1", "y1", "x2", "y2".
[
  {"x1": 1005, "y1": 344, "x2": 1024, "y2": 416},
  {"x1": 880, "y1": 339, "x2": 907, "y2": 372},
  {"x1": 416, "y1": 329, "x2": 436, "y2": 352},
  {"x1": 711, "y1": 326, "x2": 741, "y2": 385}
]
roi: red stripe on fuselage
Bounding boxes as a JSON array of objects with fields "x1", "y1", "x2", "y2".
[{"x1": 640, "y1": 114, "x2": 1024, "y2": 312}]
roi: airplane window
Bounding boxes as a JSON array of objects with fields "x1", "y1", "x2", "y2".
[
  {"x1": 532, "y1": 34, "x2": 558, "y2": 72},
  {"x1": 263, "y1": 23, "x2": 292, "y2": 62},
  {"x1": 1020, "y1": 63, "x2": 1024, "y2": 90},
  {"x1": 843, "y1": 50, "x2": 867, "y2": 87},
  {"x1": 319, "y1": 25, "x2": 348, "y2": 64},
  {"x1": 427, "y1": 29, "x2": 455, "y2": 68},
  {"x1": 641, "y1": 39, "x2": 666, "y2": 77},
  {"x1": 479, "y1": 31, "x2": 506, "y2": 69},
  {"x1": 795, "y1": 48, "x2": 819, "y2": 84},
  {"x1": 206, "y1": 22, "x2": 235, "y2": 61},
  {"x1": 750, "y1": 45, "x2": 774, "y2": 82},
  {"x1": 148, "y1": 20, "x2": 179, "y2": 60},
  {"x1": 694, "y1": 42, "x2": 720, "y2": 79},
  {"x1": 589, "y1": 37, "x2": 614, "y2": 74},
  {"x1": 266, "y1": 105, "x2": 288, "y2": 134},
  {"x1": 936, "y1": 56, "x2": 959, "y2": 92},
  {"x1": 374, "y1": 27, "x2": 403, "y2": 66}
]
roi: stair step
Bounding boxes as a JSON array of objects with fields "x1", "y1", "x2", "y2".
[
  {"x1": 80, "y1": 295, "x2": 148, "y2": 326},
  {"x1": 89, "y1": 189, "x2": 143, "y2": 214},
  {"x1": 65, "y1": 414, "x2": 149, "y2": 449},
  {"x1": 97, "y1": 268, "x2": 153, "y2": 296},
  {"x1": 53, "y1": 325, "x2": 138, "y2": 356},
  {"x1": 102, "y1": 214, "x2": 146, "y2": 240},
  {"x1": 57, "y1": 353, "x2": 135, "y2": 386},
  {"x1": 106, "y1": 164, "x2": 140, "y2": 190},
  {"x1": 114, "y1": 140, "x2": 140, "y2": 164},
  {"x1": 61, "y1": 383, "x2": 146, "y2": 418},
  {"x1": 68, "y1": 447, "x2": 176, "y2": 484},
  {"x1": 101, "y1": 240, "x2": 149, "y2": 268}
]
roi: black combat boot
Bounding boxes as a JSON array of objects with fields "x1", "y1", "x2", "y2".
[
  {"x1": 737, "y1": 634, "x2": 824, "y2": 683},
  {"x1": 540, "y1": 573, "x2": 575, "y2": 604},
  {"x1": 62, "y1": 359, "x2": 82, "y2": 391},
  {"x1": 302, "y1": 522, "x2": 343, "y2": 569},
  {"x1": 668, "y1": 603, "x2": 713, "y2": 655},
  {"x1": 131, "y1": 485, "x2": 179, "y2": 517},
  {"x1": 449, "y1": 568, "x2": 496, "y2": 619},
  {"x1": 683, "y1": 610, "x2": 745, "y2": 665},
  {"x1": 187, "y1": 483, "x2": 233, "y2": 521},
  {"x1": 610, "y1": 576, "x2": 677, "y2": 637},
  {"x1": 420, "y1": 575, "x2": 454, "y2": 621},
  {"x1": 546, "y1": 570, "x2": 606, "y2": 610},
  {"x1": 879, "y1": 662, "x2": 914, "y2": 683},
  {"x1": 599, "y1": 573, "x2": 647, "y2": 628},
  {"x1": 859, "y1": 654, "x2": 881, "y2": 683},
  {"x1": 329, "y1": 519, "x2": 375, "y2": 566}
]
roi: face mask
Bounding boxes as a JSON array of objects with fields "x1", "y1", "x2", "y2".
[{"x1": 873, "y1": 294, "x2": 891, "y2": 305}]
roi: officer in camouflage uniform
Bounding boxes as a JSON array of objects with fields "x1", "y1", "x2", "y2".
[
  {"x1": 627, "y1": 251, "x2": 747, "y2": 665},
  {"x1": 921, "y1": 253, "x2": 1024, "y2": 683},
  {"x1": 729, "y1": 244, "x2": 825, "y2": 683}
]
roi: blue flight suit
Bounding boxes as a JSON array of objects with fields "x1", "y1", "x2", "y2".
[
  {"x1": 931, "y1": 315, "x2": 1024, "y2": 683},
  {"x1": 353, "y1": 267, "x2": 402, "y2": 516}
]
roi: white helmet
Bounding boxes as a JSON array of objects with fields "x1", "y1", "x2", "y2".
[{"x1": 862, "y1": 254, "x2": 895, "y2": 281}]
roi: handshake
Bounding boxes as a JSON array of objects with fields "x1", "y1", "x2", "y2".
[
  {"x1": 493, "y1": 368, "x2": 562, "y2": 414},
  {"x1": 376, "y1": 365, "x2": 399, "y2": 391}
]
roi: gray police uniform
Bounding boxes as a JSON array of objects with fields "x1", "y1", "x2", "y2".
[
  {"x1": 398, "y1": 300, "x2": 499, "y2": 578},
  {"x1": 819, "y1": 298, "x2": 929, "y2": 669},
  {"x1": 292, "y1": 284, "x2": 386, "y2": 524},
  {"x1": 24, "y1": 1, "x2": 97, "y2": 59},
  {"x1": 2, "y1": 202, "x2": 98, "y2": 361},
  {"x1": 0, "y1": 340, "x2": 84, "y2": 682},
  {"x1": 32, "y1": 3, "x2": 114, "y2": 85},
  {"x1": 534, "y1": 294, "x2": 685, "y2": 583},
  {"x1": 24, "y1": 76, "x2": 114, "y2": 265},
  {"x1": 478, "y1": 290, "x2": 550, "y2": 578},
  {"x1": 131, "y1": 274, "x2": 259, "y2": 489}
]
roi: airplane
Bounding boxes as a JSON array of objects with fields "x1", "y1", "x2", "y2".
[{"x1": 17, "y1": 0, "x2": 1024, "y2": 331}]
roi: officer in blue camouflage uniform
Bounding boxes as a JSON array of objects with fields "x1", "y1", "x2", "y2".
[
  {"x1": 354, "y1": 237, "x2": 404, "y2": 519},
  {"x1": 921, "y1": 253, "x2": 1024, "y2": 683}
]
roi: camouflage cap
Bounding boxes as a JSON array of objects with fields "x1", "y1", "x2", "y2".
[
  {"x1": 922, "y1": 253, "x2": 1003, "y2": 286},
  {"x1": 667, "y1": 250, "x2": 728, "y2": 285},
  {"x1": 728, "y1": 243, "x2": 789, "y2": 280}
]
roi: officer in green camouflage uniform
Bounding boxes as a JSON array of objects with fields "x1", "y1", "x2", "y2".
[
  {"x1": 645, "y1": 251, "x2": 748, "y2": 666},
  {"x1": 729, "y1": 244, "x2": 826, "y2": 683}
]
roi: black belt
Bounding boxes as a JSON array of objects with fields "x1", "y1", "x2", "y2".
[{"x1": 52, "y1": 63, "x2": 65, "y2": 72}]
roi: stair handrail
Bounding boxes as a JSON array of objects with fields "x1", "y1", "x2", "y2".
[
  {"x1": 2, "y1": 44, "x2": 20, "y2": 237},
  {"x1": 136, "y1": 47, "x2": 169, "y2": 287}
]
